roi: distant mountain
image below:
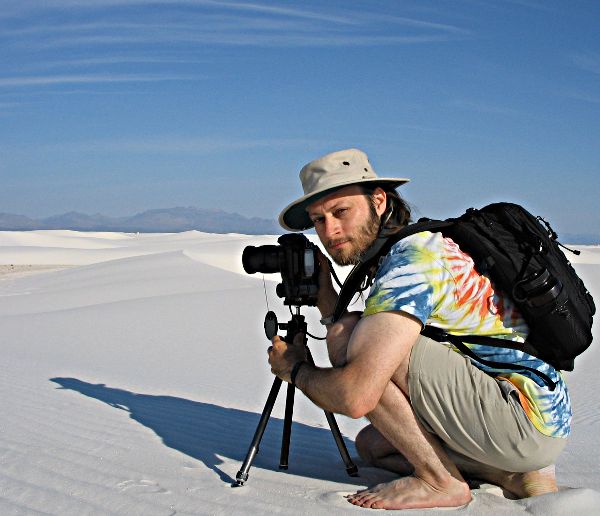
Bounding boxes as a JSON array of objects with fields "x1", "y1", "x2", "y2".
[
  {"x1": 0, "y1": 208, "x2": 282, "y2": 235},
  {"x1": 1, "y1": 210, "x2": 597, "y2": 243},
  {"x1": 41, "y1": 211, "x2": 118, "y2": 231},
  {"x1": 0, "y1": 213, "x2": 38, "y2": 230}
]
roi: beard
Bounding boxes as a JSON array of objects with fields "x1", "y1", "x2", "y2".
[{"x1": 327, "y1": 205, "x2": 381, "y2": 266}]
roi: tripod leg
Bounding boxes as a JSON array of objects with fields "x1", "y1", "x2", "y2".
[
  {"x1": 234, "y1": 377, "x2": 283, "y2": 486},
  {"x1": 279, "y1": 383, "x2": 296, "y2": 469},
  {"x1": 304, "y1": 348, "x2": 358, "y2": 477},
  {"x1": 323, "y1": 410, "x2": 359, "y2": 477}
]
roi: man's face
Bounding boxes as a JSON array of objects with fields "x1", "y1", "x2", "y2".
[{"x1": 306, "y1": 185, "x2": 386, "y2": 266}]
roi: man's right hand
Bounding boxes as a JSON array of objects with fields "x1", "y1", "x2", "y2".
[{"x1": 316, "y1": 248, "x2": 339, "y2": 318}]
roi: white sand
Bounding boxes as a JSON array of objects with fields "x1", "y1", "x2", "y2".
[{"x1": 1, "y1": 230, "x2": 599, "y2": 515}]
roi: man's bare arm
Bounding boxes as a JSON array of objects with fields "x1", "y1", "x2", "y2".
[{"x1": 269, "y1": 311, "x2": 421, "y2": 419}]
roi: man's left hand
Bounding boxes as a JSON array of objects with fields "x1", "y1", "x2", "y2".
[{"x1": 268, "y1": 333, "x2": 308, "y2": 383}]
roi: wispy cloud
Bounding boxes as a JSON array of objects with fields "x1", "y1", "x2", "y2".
[
  {"x1": 193, "y1": 0, "x2": 357, "y2": 24},
  {"x1": 0, "y1": 101, "x2": 20, "y2": 116},
  {"x1": 28, "y1": 135, "x2": 312, "y2": 154},
  {"x1": 0, "y1": 1, "x2": 470, "y2": 108},
  {"x1": 6, "y1": 28, "x2": 464, "y2": 53},
  {"x1": 0, "y1": 74, "x2": 199, "y2": 87},
  {"x1": 447, "y1": 99, "x2": 519, "y2": 116},
  {"x1": 571, "y1": 53, "x2": 600, "y2": 75},
  {"x1": 0, "y1": 88, "x2": 158, "y2": 99},
  {"x1": 3, "y1": 1, "x2": 468, "y2": 50},
  {"x1": 10, "y1": 27, "x2": 457, "y2": 51},
  {"x1": 501, "y1": 0, "x2": 558, "y2": 12},
  {"x1": 562, "y1": 91, "x2": 600, "y2": 105},
  {"x1": 392, "y1": 123, "x2": 489, "y2": 142},
  {"x1": 360, "y1": 14, "x2": 468, "y2": 35},
  {"x1": 1, "y1": 0, "x2": 359, "y2": 25},
  {"x1": 562, "y1": 53, "x2": 600, "y2": 104},
  {"x1": 23, "y1": 55, "x2": 209, "y2": 71}
]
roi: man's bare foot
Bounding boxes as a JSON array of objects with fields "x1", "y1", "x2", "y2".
[
  {"x1": 502, "y1": 465, "x2": 558, "y2": 498},
  {"x1": 447, "y1": 450, "x2": 558, "y2": 499},
  {"x1": 354, "y1": 424, "x2": 559, "y2": 500},
  {"x1": 346, "y1": 475, "x2": 471, "y2": 510}
]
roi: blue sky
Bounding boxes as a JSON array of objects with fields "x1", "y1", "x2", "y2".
[{"x1": 1, "y1": 0, "x2": 599, "y2": 236}]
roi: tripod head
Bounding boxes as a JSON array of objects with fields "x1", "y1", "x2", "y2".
[{"x1": 263, "y1": 309, "x2": 307, "y2": 346}]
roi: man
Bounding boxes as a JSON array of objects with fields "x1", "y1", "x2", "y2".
[{"x1": 267, "y1": 149, "x2": 570, "y2": 510}]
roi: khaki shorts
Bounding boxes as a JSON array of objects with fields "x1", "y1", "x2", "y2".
[{"x1": 408, "y1": 335, "x2": 567, "y2": 472}]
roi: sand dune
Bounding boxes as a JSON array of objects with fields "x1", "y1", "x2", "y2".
[{"x1": 1, "y1": 231, "x2": 599, "y2": 515}]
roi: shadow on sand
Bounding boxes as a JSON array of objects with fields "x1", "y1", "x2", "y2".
[{"x1": 50, "y1": 377, "x2": 364, "y2": 487}]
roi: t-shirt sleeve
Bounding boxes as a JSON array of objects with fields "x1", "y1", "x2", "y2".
[{"x1": 363, "y1": 234, "x2": 451, "y2": 324}]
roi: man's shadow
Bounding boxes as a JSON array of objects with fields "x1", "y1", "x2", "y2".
[{"x1": 50, "y1": 377, "x2": 364, "y2": 486}]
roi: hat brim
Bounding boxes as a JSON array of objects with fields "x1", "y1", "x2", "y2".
[{"x1": 278, "y1": 177, "x2": 410, "y2": 232}]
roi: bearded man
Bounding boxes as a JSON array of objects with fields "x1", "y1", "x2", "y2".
[{"x1": 267, "y1": 149, "x2": 570, "y2": 510}]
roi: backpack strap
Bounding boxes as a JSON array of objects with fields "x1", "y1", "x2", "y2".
[
  {"x1": 332, "y1": 219, "x2": 452, "y2": 321},
  {"x1": 421, "y1": 326, "x2": 557, "y2": 390}
]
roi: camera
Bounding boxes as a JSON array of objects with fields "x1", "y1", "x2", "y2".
[{"x1": 242, "y1": 233, "x2": 320, "y2": 306}]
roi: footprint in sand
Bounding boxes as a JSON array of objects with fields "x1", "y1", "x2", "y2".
[
  {"x1": 117, "y1": 479, "x2": 170, "y2": 495},
  {"x1": 317, "y1": 491, "x2": 368, "y2": 510}
]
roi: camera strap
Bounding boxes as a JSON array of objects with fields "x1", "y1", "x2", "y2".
[{"x1": 331, "y1": 220, "x2": 452, "y2": 323}]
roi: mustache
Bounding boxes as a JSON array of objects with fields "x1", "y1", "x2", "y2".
[{"x1": 326, "y1": 238, "x2": 351, "y2": 249}]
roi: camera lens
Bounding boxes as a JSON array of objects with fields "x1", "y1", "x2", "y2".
[{"x1": 242, "y1": 245, "x2": 282, "y2": 274}]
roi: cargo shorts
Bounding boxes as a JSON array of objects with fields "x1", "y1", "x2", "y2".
[{"x1": 408, "y1": 335, "x2": 567, "y2": 472}]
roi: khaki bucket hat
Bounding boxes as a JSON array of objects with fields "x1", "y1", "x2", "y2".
[{"x1": 279, "y1": 148, "x2": 410, "y2": 231}]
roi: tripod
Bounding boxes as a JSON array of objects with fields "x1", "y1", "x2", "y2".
[{"x1": 234, "y1": 308, "x2": 359, "y2": 486}]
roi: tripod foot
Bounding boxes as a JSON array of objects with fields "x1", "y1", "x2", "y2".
[
  {"x1": 233, "y1": 471, "x2": 248, "y2": 487},
  {"x1": 346, "y1": 464, "x2": 359, "y2": 477}
]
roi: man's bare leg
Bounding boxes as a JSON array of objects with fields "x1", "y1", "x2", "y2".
[
  {"x1": 328, "y1": 313, "x2": 470, "y2": 509},
  {"x1": 346, "y1": 380, "x2": 471, "y2": 509},
  {"x1": 356, "y1": 423, "x2": 558, "y2": 499},
  {"x1": 354, "y1": 423, "x2": 414, "y2": 476}
]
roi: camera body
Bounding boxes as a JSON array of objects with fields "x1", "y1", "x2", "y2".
[{"x1": 242, "y1": 233, "x2": 320, "y2": 306}]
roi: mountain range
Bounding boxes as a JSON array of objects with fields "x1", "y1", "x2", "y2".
[
  {"x1": 0, "y1": 208, "x2": 597, "y2": 243},
  {"x1": 0, "y1": 207, "x2": 282, "y2": 235}
]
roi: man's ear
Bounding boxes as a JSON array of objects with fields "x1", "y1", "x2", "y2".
[{"x1": 373, "y1": 187, "x2": 387, "y2": 217}]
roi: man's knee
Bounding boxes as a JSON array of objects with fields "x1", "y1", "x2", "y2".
[{"x1": 354, "y1": 424, "x2": 378, "y2": 463}]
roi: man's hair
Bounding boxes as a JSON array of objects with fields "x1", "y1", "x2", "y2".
[{"x1": 360, "y1": 185, "x2": 412, "y2": 232}]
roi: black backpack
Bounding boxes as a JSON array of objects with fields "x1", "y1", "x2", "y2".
[{"x1": 332, "y1": 202, "x2": 595, "y2": 389}]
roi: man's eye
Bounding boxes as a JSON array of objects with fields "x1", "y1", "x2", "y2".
[
  {"x1": 312, "y1": 217, "x2": 324, "y2": 225},
  {"x1": 335, "y1": 208, "x2": 348, "y2": 217}
]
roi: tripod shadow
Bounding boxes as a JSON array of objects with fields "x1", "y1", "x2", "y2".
[{"x1": 50, "y1": 377, "x2": 364, "y2": 486}]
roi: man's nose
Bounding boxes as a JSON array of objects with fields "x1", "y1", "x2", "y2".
[{"x1": 322, "y1": 216, "x2": 340, "y2": 238}]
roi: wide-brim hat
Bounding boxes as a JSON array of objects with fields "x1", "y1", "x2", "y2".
[{"x1": 279, "y1": 148, "x2": 410, "y2": 231}]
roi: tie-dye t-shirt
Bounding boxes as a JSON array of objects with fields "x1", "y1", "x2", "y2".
[{"x1": 363, "y1": 231, "x2": 571, "y2": 438}]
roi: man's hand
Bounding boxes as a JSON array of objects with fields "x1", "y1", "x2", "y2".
[
  {"x1": 316, "y1": 248, "x2": 338, "y2": 317},
  {"x1": 267, "y1": 333, "x2": 308, "y2": 383}
]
